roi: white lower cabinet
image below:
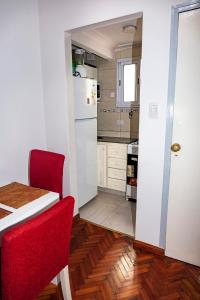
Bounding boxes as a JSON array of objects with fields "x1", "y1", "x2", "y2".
[
  {"x1": 108, "y1": 168, "x2": 126, "y2": 181},
  {"x1": 107, "y1": 178, "x2": 126, "y2": 192},
  {"x1": 97, "y1": 142, "x2": 127, "y2": 192},
  {"x1": 107, "y1": 143, "x2": 127, "y2": 159},
  {"x1": 108, "y1": 157, "x2": 126, "y2": 170},
  {"x1": 97, "y1": 142, "x2": 107, "y2": 188}
]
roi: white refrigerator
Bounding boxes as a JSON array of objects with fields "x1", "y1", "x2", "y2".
[{"x1": 74, "y1": 77, "x2": 97, "y2": 208}]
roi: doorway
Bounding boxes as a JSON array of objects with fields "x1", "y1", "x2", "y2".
[
  {"x1": 66, "y1": 13, "x2": 142, "y2": 237},
  {"x1": 165, "y1": 3, "x2": 200, "y2": 266}
]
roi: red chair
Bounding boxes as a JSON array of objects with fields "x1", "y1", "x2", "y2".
[
  {"x1": 29, "y1": 149, "x2": 65, "y2": 199},
  {"x1": 1, "y1": 196, "x2": 74, "y2": 300}
]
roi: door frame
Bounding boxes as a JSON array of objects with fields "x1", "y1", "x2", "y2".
[
  {"x1": 64, "y1": 12, "x2": 142, "y2": 221},
  {"x1": 160, "y1": 0, "x2": 200, "y2": 248}
]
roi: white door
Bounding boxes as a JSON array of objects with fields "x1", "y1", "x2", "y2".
[
  {"x1": 75, "y1": 118, "x2": 97, "y2": 208},
  {"x1": 166, "y1": 8, "x2": 200, "y2": 266}
]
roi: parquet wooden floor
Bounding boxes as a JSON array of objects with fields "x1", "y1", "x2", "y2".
[{"x1": 37, "y1": 218, "x2": 200, "y2": 300}]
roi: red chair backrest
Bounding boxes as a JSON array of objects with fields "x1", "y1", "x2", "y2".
[
  {"x1": 29, "y1": 149, "x2": 65, "y2": 199},
  {"x1": 1, "y1": 197, "x2": 74, "y2": 300}
]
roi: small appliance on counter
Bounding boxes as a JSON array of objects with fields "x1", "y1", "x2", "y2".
[
  {"x1": 126, "y1": 140, "x2": 138, "y2": 201},
  {"x1": 75, "y1": 64, "x2": 87, "y2": 78},
  {"x1": 72, "y1": 48, "x2": 87, "y2": 77}
]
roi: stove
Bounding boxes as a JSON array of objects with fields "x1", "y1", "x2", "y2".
[
  {"x1": 126, "y1": 140, "x2": 139, "y2": 202},
  {"x1": 128, "y1": 140, "x2": 139, "y2": 155}
]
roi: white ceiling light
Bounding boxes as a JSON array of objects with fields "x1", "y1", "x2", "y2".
[{"x1": 123, "y1": 25, "x2": 137, "y2": 33}]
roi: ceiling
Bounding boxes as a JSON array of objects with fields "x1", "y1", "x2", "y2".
[
  {"x1": 71, "y1": 17, "x2": 142, "y2": 59},
  {"x1": 89, "y1": 18, "x2": 142, "y2": 49}
]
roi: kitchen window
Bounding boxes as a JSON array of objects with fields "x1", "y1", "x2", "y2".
[{"x1": 116, "y1": 58, "x2": 140, "y2": 107}]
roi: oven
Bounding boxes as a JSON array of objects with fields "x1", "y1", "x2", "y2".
[{"x1": 126, "y1": 141, "x2": 138, "y2": 201}]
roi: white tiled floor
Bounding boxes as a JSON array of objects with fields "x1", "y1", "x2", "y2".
[{"x1": 79, "y1": 191, "x2": 136, "y2": 237}]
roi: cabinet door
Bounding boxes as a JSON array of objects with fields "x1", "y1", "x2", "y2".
[
  {"x1": 108, "y1": 157, "x2": 127, "y2": 170},
  {"x1": 108, "y1": 168, "x2": 126, "y2": 181},
  {"x1": 107, "y1": 178, "x2": 126, "y2": 192},
  {"x1": 97, "y1": 143, "x2": 107, "y2": 187},
  {"x1": 107, "y1": 143, "x2": 127, "y2": 159}
]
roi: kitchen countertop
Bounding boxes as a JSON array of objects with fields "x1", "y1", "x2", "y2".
[{"x1": 97, "y1": 136, "x2": 138, "y2": 144}]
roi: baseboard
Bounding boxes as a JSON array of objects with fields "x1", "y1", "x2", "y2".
[
  {"x1": 133, "y1": 240, "x2": 165, "y2": 256},
  {"x1": 79, "y1": 217, "x2": 135, "y2": 239},
  {"x1": 98, "y1": 186, "x2": 125, "y2": 197},
  {"x1": 73, "y1": 213, "x2": 80, "y2": 222}
]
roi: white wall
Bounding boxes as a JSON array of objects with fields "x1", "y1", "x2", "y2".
[
  {"x1": 38, "y1": 0, "x2": 183, "y2": 246},
  {"x1": 0, "y1": 0, "x2": 46, "y2": 186}
]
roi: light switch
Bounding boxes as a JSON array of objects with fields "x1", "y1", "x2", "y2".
[{"x1": 149, "y1": 103, "x2": 159, "y2": 119}]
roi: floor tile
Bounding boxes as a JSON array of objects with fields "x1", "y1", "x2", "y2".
[{"x1": 80, "y1": 191, "x2": 136, "y2": 237}]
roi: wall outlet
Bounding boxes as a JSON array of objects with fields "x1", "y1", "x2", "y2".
[
  {"x1": 117, "y1": 120, "x2": 124, "y2": 126},
  {"x1": 110, "y1": 92, "x2": 115, "y2": 98}
]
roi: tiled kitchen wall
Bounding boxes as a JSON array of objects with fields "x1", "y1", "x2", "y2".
[{"x1": 97, "y1": 46, "x2": 141, "y2": 138}]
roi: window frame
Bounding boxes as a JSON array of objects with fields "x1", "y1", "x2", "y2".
[{"x1": 116, "y1": 58, "x2": 140, "y2": 108}]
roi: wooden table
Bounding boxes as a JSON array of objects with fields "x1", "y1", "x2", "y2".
[{"x1": 0, "y1": 182, "x2": 59, "y2": 235}]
